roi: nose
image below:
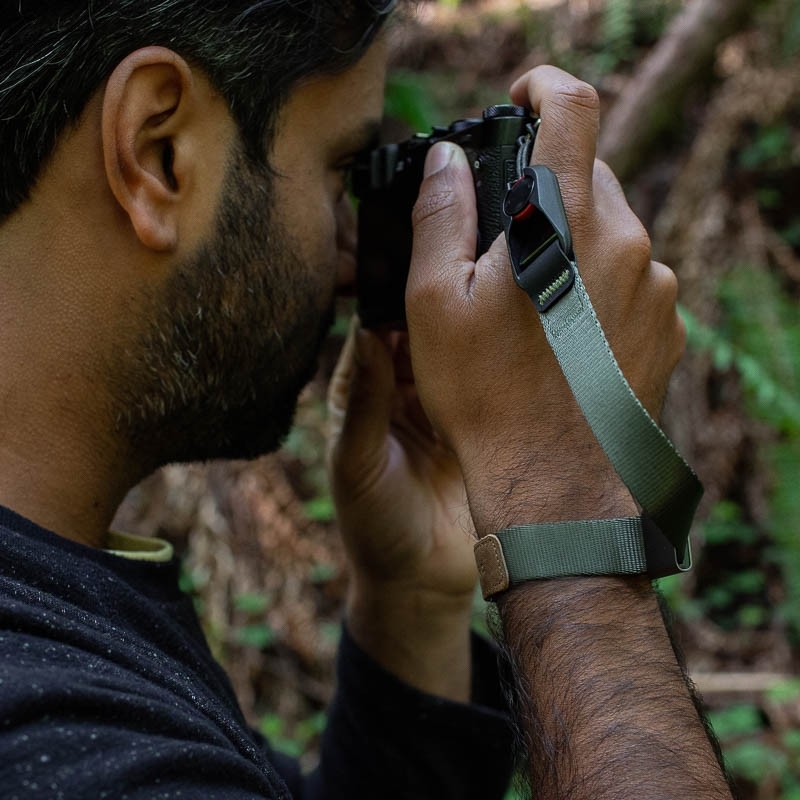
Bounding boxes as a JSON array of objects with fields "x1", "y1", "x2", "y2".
[{"x1": 336, "y1": 195, "x2": 357, "y2": 294}]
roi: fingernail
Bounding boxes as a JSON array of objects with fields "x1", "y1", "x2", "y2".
[{"x1": 424, "y1": 141, "x2": 455, "y2": 178}]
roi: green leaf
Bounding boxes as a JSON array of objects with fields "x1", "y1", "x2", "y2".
[
  {"x1": 737, "y1": 604, "x2": 768, "y2": 628},
  {"x1": 303, "y1": 495, "x2": 335, "y2": 522},
  {"x1": 782, "y1": 729, "x2": 800, "y2": 753},
  {"x1": 780, "y1": 217, "x2": 800, "y2": 247},
  {"x1": 310, "y1": 562, "x2": 338, "y2": 583},
  {"x1": 384, "y1": 71, "x2": 438, "y2": 132},
  {"x1": 708, "y1": 704, "x2": 763, "y2": 740},
  {"x1": 767, "y1": 677, "x2": 800, "y2": 705},
  {"x1": 233, "y1": 592, "x2": 271, "y2": 615},
  {"x1": 727, "y1": 570, "x2": 765, "y2": 594},
  {"x1": 702, "y1": 501, "x2": 758, "y2": 545},
  {"x1": 725, "y1": 739, "x2": 786, "y2": 782},
  {"x1": 319, "y1": 622, "x2": 342, "y2": 647},
  {"x1": 234, "y1": 624, "x2": 275, "y2": 649}
]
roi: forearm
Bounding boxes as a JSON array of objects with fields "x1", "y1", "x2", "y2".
[
  {"x1": 495, "y1": 576, "x2": 732, "y2": 798},
  {"x1": 460, "y1": 450, "x2": 732, "y2": 798}
]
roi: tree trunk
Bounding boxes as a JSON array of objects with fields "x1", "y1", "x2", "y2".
[{"x1": 598, "y1": 0, "x2": 758, "y2": 183}]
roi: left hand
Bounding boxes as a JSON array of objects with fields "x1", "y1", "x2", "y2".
[
  {"x1": 327, "y1": 318, "x2": 477, "y2": 701},
  {"x1": 327, "y1": 318, "x2": 477, "y2": 598}
]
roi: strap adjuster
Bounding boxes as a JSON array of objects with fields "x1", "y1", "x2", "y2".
[{"x1": 503, "y1": 166, "x2": 576, "y2": 312}]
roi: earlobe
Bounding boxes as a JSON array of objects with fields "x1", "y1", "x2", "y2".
[{"x1": 101, "y1": 47, "x2": 194, "y2": 252}]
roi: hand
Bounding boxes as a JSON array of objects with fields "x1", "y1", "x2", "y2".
[
  {"x1": 327, "y1": 319, "x2": 477, "y2": 700},
  {"x1": 404, "y1": 66, "x2": 732, "y2": 797},
  {"x1": 406, "y1": 65, "x2": 685, "y2": 534}
]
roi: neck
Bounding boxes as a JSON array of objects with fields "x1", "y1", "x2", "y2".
[
  {"x1": 0, "y1": 177, "x2": 162, "y2": 547},
  {"x1": 0, "y1": 263, "x2": 149, "y2": 549},
  {"x1": 0, "y1": 412, "x2": 145, "y2": 549}
]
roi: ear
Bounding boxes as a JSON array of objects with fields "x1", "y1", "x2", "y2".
[{"x1": 101, "y1": 47, "x2": 198, "y2": 252}]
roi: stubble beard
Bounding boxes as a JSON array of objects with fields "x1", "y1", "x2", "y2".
[{"x1": 109, "y1": 147, "x2": 335, "y2": 469}]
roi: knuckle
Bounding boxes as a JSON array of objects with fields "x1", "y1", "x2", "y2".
[
  {"x1": 658, "y1": 262, "x2": 680, "y2": 305},
  {"x1": 592, "y1": 159, "x2": 621, "y2": 191},
  {"x1": 411, "y1": 180, "x2": 456, "y2": 231},
  {"x1": 593, "y1": 158, "x2": 614, "y2": 179},
  {"x1": 557, "y1": 173, "x2": 594, "y2": 224},
  {"x1": 405, "y1": 264, "x2": 441, "y2": 314},
  {"x1": 617, "y1": 220, "x2": 652, "y2": 268},
  {"x1": 649, "y1": 262, "x2": 685, "y2": 365},
  {"x1": 649, "y1": 260, "x2": 679, "y2": 304},
  {"x1": 553, "y1": 78, "x2": 600, "y2": 114}
]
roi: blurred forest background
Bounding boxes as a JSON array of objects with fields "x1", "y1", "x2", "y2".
[{"x1": 112, "y1": 0, "x2": 800, "y2": 796}]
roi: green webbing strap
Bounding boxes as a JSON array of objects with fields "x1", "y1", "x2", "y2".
[
  {"x1": 475, "y1": 165, "x2": 703, "y2": 599},
  {"x1": 538, "y1": 265, "x2": 702, "y2": 555},
  {"x1": 498, "y1": 518, "x2": 646, "y2": 580}
]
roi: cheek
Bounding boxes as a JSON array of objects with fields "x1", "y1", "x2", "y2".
[
  {"x1": 297, "y1": 202, "x2": 340, "y2": 298},
  {"x1": 307, "y1": 205, "x2": 338, "y2": 268},
  {"x1": 274, "y1": 171, "x2": 341, "y2": 291},
  {"x1": 295, "y1": 171, "x2": 337, "y2": 241}
]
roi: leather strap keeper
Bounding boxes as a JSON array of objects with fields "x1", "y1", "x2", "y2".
[{"x1": 474, "y1": 534, "x2": 510, "y2": 599}]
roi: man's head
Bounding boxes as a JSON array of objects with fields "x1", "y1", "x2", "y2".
[
  {"x1": 109, "y1": 40, "x2": 391, "y2": 466},
  {"x1": 0, "y1": 1, "x2": 392, "y2": 484}
]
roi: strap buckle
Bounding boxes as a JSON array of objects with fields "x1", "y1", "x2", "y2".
[
  {"x1": 641, "y1": 514, "x2": 693, "y2": 578},
  {"x1": 503, "y1": 165, "x2": 576, "y2": 312}
]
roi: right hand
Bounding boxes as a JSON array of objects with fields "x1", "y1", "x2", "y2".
[{"x1": 405, "y1": 66, "x2": 685, "y2": 534}]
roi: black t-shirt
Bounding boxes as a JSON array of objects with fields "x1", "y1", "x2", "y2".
[{"x1": 0, "y1": 505, "x2": 515, "y2": 799}]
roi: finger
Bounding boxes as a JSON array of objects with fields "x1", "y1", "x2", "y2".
[
  {"x1": 590, "y1": 159, "x2": 648, "y2": 251},
  {"x1": 646, "y1": 259, "x2": 683, "y2": 359},
  {"x1": 471, "y1": 226, "x2": 527, "y2": 317},
  {"x1": 591, "y1": 159, "x2": 630, "y2": 213},
  {"x1": 391, "y1": 333, "x2": 415, "y2": 386},
  {"x1": 406, "y1": 142, "x2": 478, "y2": 319},
  {"x1": 509, "y1": 66, "x2": 599, "y2": 209},
  {"x1": 327, "y1": 315, "x2": 359, "y2": 443},
  {"x1": 635, "y1": 261, "x2": 685, "y2": 417},
  {"x1": 580, "y1": 160, "x2": 652, "y2": 299},
  {"x1": 327, "y1": 318, "x2": 396, "y2": 481}
]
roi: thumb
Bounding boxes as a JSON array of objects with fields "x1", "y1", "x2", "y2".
[
  {"x1": 327, "y1": 318, "x2": 395, "y2": 484},
  {"x1": 407, "y1": 142, "x2": 478, "y2": 311}
]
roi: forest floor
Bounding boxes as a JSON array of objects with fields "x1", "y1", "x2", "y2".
[{"x1": 113, "y1": 1, "x2": 800, "y2": 796}]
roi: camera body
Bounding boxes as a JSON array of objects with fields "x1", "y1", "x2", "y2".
[{"x1": 352, "y1": 104, "x2": 538, "y2": 327}]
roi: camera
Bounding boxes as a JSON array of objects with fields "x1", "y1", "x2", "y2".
[{"x1": 352, "y1": 104, "x2": 539, "y2": 327}]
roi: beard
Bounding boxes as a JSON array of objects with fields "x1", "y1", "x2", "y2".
[{"x1": 109, "y1": 147, "x2": 336, "y2": 467}]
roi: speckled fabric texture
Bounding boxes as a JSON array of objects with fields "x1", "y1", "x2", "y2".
[{"x1": 0, "y1": 505, "x2": 514, "y2": 799}]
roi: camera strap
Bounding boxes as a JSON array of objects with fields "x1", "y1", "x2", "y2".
[{"x1": 474, "y1": 165, "x2": 703, "y2": 600}]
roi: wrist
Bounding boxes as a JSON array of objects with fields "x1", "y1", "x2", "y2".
[
  {"x1": 346, "y1": 575, "x2": 474, "y2": 703},
  {"x1": 462, "y1": 439, "x2": 637, "y2": 537}
]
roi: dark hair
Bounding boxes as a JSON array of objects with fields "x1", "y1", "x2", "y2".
[{"x1": 0, "y1": 0, "x2": 396, "y2": 221}]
